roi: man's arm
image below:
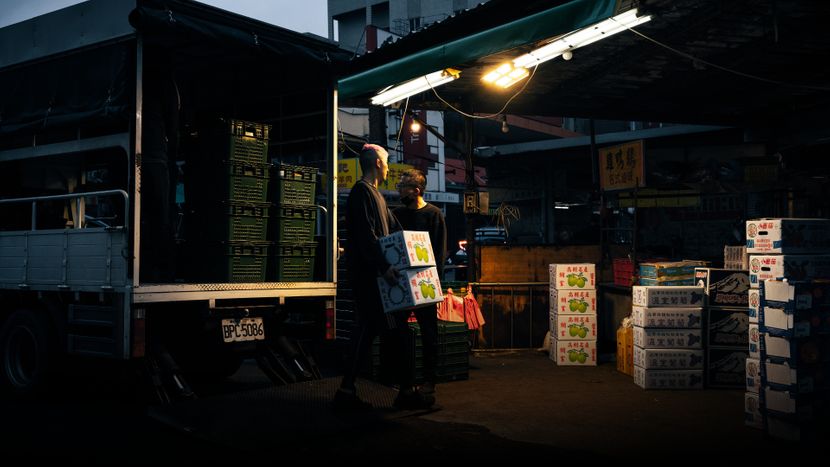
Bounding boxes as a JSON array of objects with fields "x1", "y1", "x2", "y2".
[
  {"x1": 348, "y1": 186, "x2": 391, "y2": 275},
  {"x1": 432, "y1": 207, "x2": 447, "y2": 278}
]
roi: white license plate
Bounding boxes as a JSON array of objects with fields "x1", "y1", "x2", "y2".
[{"x1": 221, "y1": 317, "x2": 265, "y2": 343}]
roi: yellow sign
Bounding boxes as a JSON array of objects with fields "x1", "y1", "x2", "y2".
[
  {"x1": 599, "y1": 140, "x2": 645, "y2": 191},
  {"x1": 335, "y1": 158, "x2": 413, "y2": 191}
]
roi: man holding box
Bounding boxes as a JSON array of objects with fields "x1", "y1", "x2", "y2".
[
  {"x1": 333, "y1": 144, "x2": 429, "y2": 411},
  {"x1": 394, "y1": 168, "x2": 446, "y2": 403}
]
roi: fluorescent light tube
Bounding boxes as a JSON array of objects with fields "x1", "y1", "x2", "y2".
[
  {"x1": 512, "y1": 9, "x2": 651, "y2": 68},
  {"x1": 371, "y1": 68, "x2": 461, "y2": 106}
]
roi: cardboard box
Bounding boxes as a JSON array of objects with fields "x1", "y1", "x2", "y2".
[
  {"x1": 764, "y1": 387, "x2": 827, "y2": 420},
  {"x1": 631, "y1": 286, "x2": 705, "y2": 308},
  {"x1": 748, "y1": 288, "x2": 760, "y2": 324},
  {"x1": 633, "y1": 367, "x2": 704, "y2": 390},
  {"x1": 694, "y1": 268, "x2": 750, "y2": 307},
  {"x1": 765, "y1": 360, "x2": 830, "y2": 393},
  {"x1": 761, "y1": 279, "x2": 830, "y2": 312},
  {"x1": 633, "y1": 346, "x2": 704, "y2": 369},
  {"x1": 746, "y1": 218, "x2": 830, "y2": 254},
  {"x1": 748, "y1": 254, "x2": 830, "y2": 288},
  {"x1": 551, "y1": 313, "x2": 597, "y2": 341},
  {"x1": 377, "y1": 266, "x2": 443, "y2": 313},
  {"x1": 748, "y1": 323, "x2": 762, "y2": 360},
  {"x1": 616, "y1": 326, "x2": 633, "y2": 375},
  {"x1": 379, "y1": 230, "x2": 436, "y2": 270},
  {"x1": 763, "y1": 333, "x2": 830, "y2": 367},
  {"x1": 631, "y1": 306, "x2": 703, "y2": 328},
  {"x1": 639, "y1": 261, "x2": 708, "y2": 278},
  {"x1": 706, "y1": 308, "x2": 749, "y2": 347},
  {"x1": 746, "y1": 357, "x2": 762, "y2": 393},
  {"x1": 550, "y1": 339, "x2": 597, "y2": 366},
  {"x1": 760, "y1": 305, "x2": 830, "y2": 338},
  {"x1": 744, "y1": 392, "x2": 765, "y2": 429},
  {"x1": 633, "y1": 327, "x2": 703, "y2": 349},
  {"x1": 705, "y1": 346, "x2": 748, "y2": 388},
  {"x1": 549, "y1": 288, "x2": 597, "y2": 315},
  {"x1": 638, "y1": 276, "x2": 695, "y2": 286},
  {"x1": 549, "y1": 263, "x2": 596, "y2": 290},
  {"x1": 724, "y1": 245, "x2": 749, "y2": 270}
]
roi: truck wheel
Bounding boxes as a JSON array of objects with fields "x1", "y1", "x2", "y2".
[{"x1": 0, "y1": 310, "x2": 55, "y2": 395}]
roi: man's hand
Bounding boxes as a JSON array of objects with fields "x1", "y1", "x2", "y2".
[{"x1": 383, "y1": 265, "x2": 399, "y2": 285}]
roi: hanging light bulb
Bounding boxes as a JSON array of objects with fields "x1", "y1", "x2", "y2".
[
  {"x1": 410, "y1": 119, "x2": 422, "y2": 133},
  {"x1": 501, "y1": 115, "x2": 509, "y2": 133}
]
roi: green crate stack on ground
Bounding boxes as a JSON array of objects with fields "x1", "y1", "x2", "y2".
[
  {"x1": 371, "y1": 320, "x2": 470, "y2": 384},
  {"x1": 187, "y1": 119, "x2": 272, "y2": 282},
  {"x1": 269, "y1": 163, "x2": 318, "y2": 281}
]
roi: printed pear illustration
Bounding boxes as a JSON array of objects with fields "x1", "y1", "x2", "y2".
[
  {"x1": 567, "y1": 349, "x2": 579, "y2": 362},
  {"x1": 566, "y1": 273, "x2": 588, "y2": 288},
  {"x1": 414, "y1": 244, "x2": 429, "y2": 262},
  {"x1": 578, "y1": 300, "x2": 588, "y2": 313},
  {"x1": 569, "y1": 299, "x2": 579, "y2": 312},
  {"x1": 419, "y1": 281, "x2": 436, "y2": 299},
  {"x1": 577, "y1": 351, "x2": 587, "y2": 363},
  {"x1": 568, "y1": 324, "x2": 580, "y2": 337},
  {"x1": 578, "y1": 326, "x2": 588, "y2": 338}
]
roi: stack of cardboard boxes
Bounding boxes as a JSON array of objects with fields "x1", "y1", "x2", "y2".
[
  {"x1": 548, "y1": 263, "x2": 598, "y2": 366},
  {"x1": 694, "y1": 267, "x2": 751, "y2": 388},
  {"x1": 376, "y1": 230, "x2": 444, "y2": 313},
  {"x1": 745, "y1": 218, "x2": 830, "y2": 440},
  {"x1": 631, "y1": 285, "x2": 706, "y2": 389}
]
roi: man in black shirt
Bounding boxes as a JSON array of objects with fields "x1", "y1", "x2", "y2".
[
  {"x1": 333, "y1": 144, "x2": 422, "y2": 410},
  {"x1": 393, "y1": 168, "x2": 447, "y2": 404}
]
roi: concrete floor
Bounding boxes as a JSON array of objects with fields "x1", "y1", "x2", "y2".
[{"x1": 0, "y1": 349, "x2": 814, "y2": 462}]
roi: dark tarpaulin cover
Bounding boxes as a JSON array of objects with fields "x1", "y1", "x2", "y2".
[{"x1": 0, "y1": 42, "x2": 132, "y2": 137}]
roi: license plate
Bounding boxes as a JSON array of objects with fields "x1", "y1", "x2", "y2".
[{"x1": 221, "y1": 317, "x2": 265, "y2": 343}]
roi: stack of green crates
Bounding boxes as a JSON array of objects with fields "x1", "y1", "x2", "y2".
[
  {"x1": 270, "y1": 163, "x2": 317, "y2": 281},
  {"x1": 371, "y1": 320, "x2": 470, "y2": 384},
  {"x1": 189, "y1": 119, "x2": 272, "y2": 282}
]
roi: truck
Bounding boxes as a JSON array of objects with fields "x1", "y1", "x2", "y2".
[{"x1": 0, "y1": 0, "x2": 348, "y2": 399}]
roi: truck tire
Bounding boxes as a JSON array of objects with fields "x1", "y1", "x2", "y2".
[{"x1": 0, "y1": 310, "x2": 55, "y2": 395}]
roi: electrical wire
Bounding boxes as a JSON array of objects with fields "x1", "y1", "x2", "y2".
[
  {"x1": 394, "y1": 96, "x2": 410, "y2": 154},
  {"x1": 426, "y1": 63, "x2": 540, "y2": 119},
  {"x1": 337, "y1": 116, "x2": 361, "y2": 156},
  {"x1": 611, "y1": 16, "x2": 830, "y2": 92}
]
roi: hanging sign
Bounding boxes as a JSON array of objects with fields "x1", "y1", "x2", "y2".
[{"x1": 599, "y1": 140, "x2": 645, "y2": 191}]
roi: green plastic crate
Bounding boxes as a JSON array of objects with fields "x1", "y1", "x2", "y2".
[
  {"x1": 274, "y1": 164, "x2": 317, "y2": 205},
  {"x1": 202, "y1": 241, "x2": 270, "y2": 283},
  {"x1": 220, "y1": 119, "x2": 271, "y2": 165},
  {"x1": 273, "y1": 205, "x2": 317, "y2": 242},
  {"x1": 271, "y1": 242, "x2": 317, "y2": 281},
  {"x1": 223, "y1": 161, "x2": 271, "y2": 202},
  {"x1": 202, "y1": 200, "x2": 270, "y2": 241}
]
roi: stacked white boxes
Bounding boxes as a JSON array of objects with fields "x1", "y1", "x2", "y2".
[
  {"x1": 376, "y1": 231, "x2": 443, "y2": 313},
  {"x1": 694, "y1": 268, "x2": 750, "y2": 389},
  {"x1": 548, "y1": 264, "x2": 597, "y2": 366},
  {"x1": 631, "y1": 286, "x2": 706, "y2": 389},
  {"x1": 746, "y1": 218, "x2": 830, "y2": 439}
]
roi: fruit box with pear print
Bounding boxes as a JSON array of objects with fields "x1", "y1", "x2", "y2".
[
  {"x1": 550, "y1": 339, "x2": 597, "y2": 366},
  {"x1": 380, "y1": 230, "x2": 436, "y2": 270},
  {"x1": 550, "y1": 313, "x2": 597, "y2": 341},
  {"x1": 549, "y1": 288, "x2": 597, "y2": 314},
  {"x1": 549, "y1": 263, "x2": 596, "y2": 290},
  {"x1": 377, "y1": 266, "x2": 443, "y2": 313}
]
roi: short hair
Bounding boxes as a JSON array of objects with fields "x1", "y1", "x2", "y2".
[
  {"x1": 359, "y1": 143, "x2": 388, "y2": 172},
  {"x1": 400, "y1": 168, "x2": 426, "y2": 193}
]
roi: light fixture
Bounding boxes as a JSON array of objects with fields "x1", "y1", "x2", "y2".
[
  {"x1": 512, "y1": 9, "x2": 651, "y2": 68},
  {"x1": 481, "y1": 63, "x2": 530, "y2": 89},
  {"x1": 410, "y1": 119, "x2": 422, "y2": 133},
  {"x1": 500, "y1": 114, "x2": 509, "y2": 133},
  {"x1": 371, "y1": 68, "x2": 461, "y2": 107},
  {"x1": 481, "y1": 9, "x2": 651, "y2": 88}
]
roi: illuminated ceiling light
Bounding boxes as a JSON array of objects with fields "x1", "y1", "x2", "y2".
[
  {"x1": 512, "y1": 9, "x2": 651, "y2": 68},
  {"x1": 371, "y1": 68, "x2": 461, "y2": 107},
  {"x1": 481, "y1": 62, "x2": 530, "y2": 89}
]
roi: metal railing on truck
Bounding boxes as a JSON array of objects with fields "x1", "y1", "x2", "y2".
[{"x1": 0, "y1": 189, "x2": 130, "y2": 230}]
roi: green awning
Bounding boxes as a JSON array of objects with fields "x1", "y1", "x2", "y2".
[{"x1": 338, "y1": 0, "x2": 618, "y2": 99}]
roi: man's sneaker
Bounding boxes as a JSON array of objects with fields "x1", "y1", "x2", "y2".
[
  {"x1": 332, "y1": 389, "x2": 372, "y2": 412},
  {"x1": 393, "y1": 389, "x2": 436, "y2": 410}
]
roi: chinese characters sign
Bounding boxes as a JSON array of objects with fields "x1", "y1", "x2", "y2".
[{"x1": 599, "y1": 140, "x2": 645, "y2": 191}]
